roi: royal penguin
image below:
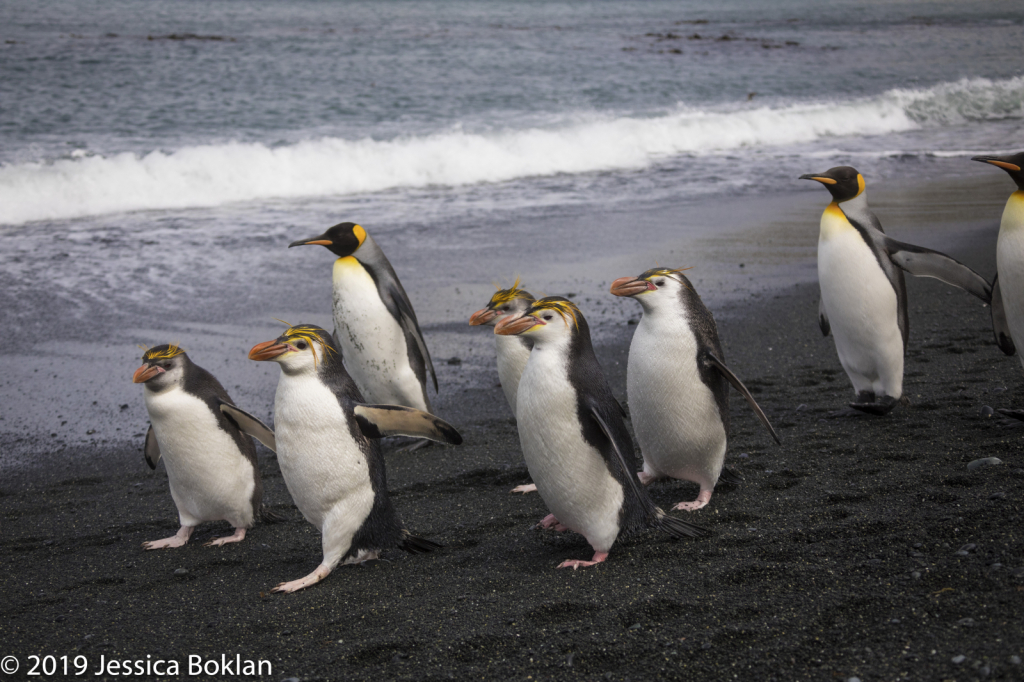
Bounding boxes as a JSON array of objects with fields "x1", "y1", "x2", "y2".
[
  {"x1": 248, "y1": 324, "x2": 462, "y2": 593},
  {"x1": 289, "y1": 222, "x2": 437, "y2": 415},
  {"x1": 133, "y1": 344, "x2": 279, "y2": 549},
  {"x1": 801, "y1": 166, "x2": 992, "y2": 415},
  {"x1": 495, "y1": 297, "x2": 708, "y2": 569},
  {"x1": 973, "y1": 152, "x2": 1024, "y2": 418},
  {"x1": 610, "y1": 268, "x2": 780, "y2": 511},
  {"x1": 469, "y1": 280, "x2": 537, "y2": 494}
]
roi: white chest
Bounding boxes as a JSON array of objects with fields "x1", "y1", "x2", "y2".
[
  {"x1": 273, "y1": 372, "x2": 373, "y2": 530},
  {"x1": 516, "y1": 348, "x2": 623, "y2": 551},
  {"x1": 331, "y1": 256, "x2": 417, "y2": 405},
  {"x1": 997, "y1": 192, "x2": 1024, "y2": 349},
  {"x1": 627, "y1": 313, "x2": 726, "y2": 480},
  {"x1": 495, "y1": 334, "x2": 531, "y2": 414},
  {"x1": 143, "y1": 386, "x2": 255, "y2": 524}
]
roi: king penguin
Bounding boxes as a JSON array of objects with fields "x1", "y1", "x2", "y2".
[
  {"x1": 973, "y1": 152, "x2": 1024, "y2": 418},
  {"x1": 610, "y1": 268, "x2": 780, "y2": 511},
  {"x1": 801, "y1": 166, "x2": 992, "y2": 415},
  {"x1": 289, "y1": 222, "x2": 437, "y2": 414},
  {"x1": 469, "y1": 280, "x2": 538, "y2": 494},
  {"x1": 495, "y1": 297, "x2": 708, "y2": 569},
  {"x1": 133, "y1": 344, "x2": 279, "y2": 549},
  {"x1": 249, "y1": 324, "x2": 462, "y2": 593}
]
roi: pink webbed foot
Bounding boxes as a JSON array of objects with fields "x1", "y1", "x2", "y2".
[
  {"x1": 536, "y1": 514, "x2": 569, "y2": 532},
  {"x1": 510, "y1": 483, "x2": 537, "y2": 494},
  {"x1": 271, "y1": 564, "x2": 332, "y2": 594},
  {"x1": 142, "y1": 526, "x2": 193, "y2": 550},
  {"x1": 205, "y1": 527, "x2": 247, "y2": 547},
  {"x1": 673, "y1": 489, "x2": 713, "y2": 512},
  {"x1": 557, "y1": 552, "x2": 609, "y2": 570}
]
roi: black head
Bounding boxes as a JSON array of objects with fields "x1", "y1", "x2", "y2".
[
  {"x1": 799, "y1": 166, "x2": 864, "y2": 203},
  {"x1": 289, "y1": 222, "x2": 368, "y2": 258},
  {"x1": 972, "y1": 152, "x2": 1024, "y2": 190}
]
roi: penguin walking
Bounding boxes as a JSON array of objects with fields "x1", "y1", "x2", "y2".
[
  {"x1": 249, "y1": 324, "x2": 461, "y2": 593},
  {"x1": 610, "y1": 268, "x2": 780, "y2": 511},
  {"x1": 133, "y1": 345, "x2": 278, "y2": 550},
  {"x1": 973, "y1": 152, "x2": 1024, "y2": 418},
  {"x1": 289, "y1": 222, "x2": 436, "y2": 413},
  {"x1": 801, "y1": 166, "x2": 992, "y2": 415},
  {"x1": 495, "y1": 297, "x2": 708, "y2": 569},
  {"x1": 469, "y1": 280, "x2": 538, "y2": 494}
]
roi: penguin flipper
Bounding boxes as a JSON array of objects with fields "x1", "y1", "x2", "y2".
[
  {"x1": 705, "y1": 353, "x2": 781, "y2": 445},
  {"x1": 217, "y1": 400, "x2": 277, "y2": 453},
  {"x1": 353, "y1": 404, "x2": 462, "y2": 445},
  {"x1": 991, "y1": 273, "x2": 1016, "y2": 356},
  {"x1": 818, "y1": 297, "x2": 830, "y2": 337},
  {"x1": 588, "y1": 405, "x2": 650, "y2": 508},
  {"x1": 885, "y1": 239, "x2": 992, "y2": 303},
  {"x1": 144, "y1": 425, "x2": 161, "y2": 469},
  {"x1": 387, "y1": 282, "x2": 439, "y2": 393}
]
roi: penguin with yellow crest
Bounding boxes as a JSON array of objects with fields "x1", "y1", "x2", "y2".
[
  {"x1": 289, "y1": 222, "x2": 437, "y2": 418},
  {"x1": 801, "y1": 166, "x2": 991, "y2": 415},
  {"x1": 496, "y1": 297, "x2": 707, "y2": 569},
  {"x1": 133, "y1": 344, "x2": 278, "y2": 550}
]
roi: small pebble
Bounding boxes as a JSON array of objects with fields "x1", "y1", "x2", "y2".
[
  {"x1": 911, "y1": 571, "x2": 921, "y2": 580},
  {"x1": 847, "y1": 678, "x2": 861, "y2": 682},
  {"x1": 890, "y1": 618, "x2": 900, "y2": 624},
  {"x1": 989, "y1": 492, "x2": 1006, "y2": 500},
  {"x1": 446, "y1": 357, "x2": 462, "y2": 366},
  {"x1": 701, "y1": 642, "x2": 712, "y2": 650},
  {"x1": 952, "y1": 654, "x2": 966, "y2": 665},
  {"x1": 1010, "y1": 655, "x2": 1021, "y2": 665},
  {"x1": 737, "y1": 453, "x2": 749, "y2": 459},
  {"x1": 628, "y1": 623, "x2": 641, "y2": 630},
  {"x1": 173, "y1": 568, "x2": 188, "y2": 576},
  {"x1": 979, "y1": 666, "x2": 990, "y2": 678},
  {"x1": 967, "y1": 457, "x2": 1002, "y2": 471},
  {"x1": 957, "y1": 617, "x2": 975, "y2": 627},
  {"x1": 980, "y1": 405, "x2": 995, "y2": 417},
  {"x1": 959, "y1": 543, "x2": 977, "y2": 553},
  {"x1": 795, "y1": 404, "x2": 809, "y2": 411}
]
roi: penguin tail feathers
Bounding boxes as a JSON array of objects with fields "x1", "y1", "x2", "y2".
[
  {"x1": 654, "y1": 510, "x2": 710, "y2": 540},
  {"x1": 400, "y1": 531, "x2": 443, "y2": 554},
  {"x1": 718, "y1": 466, "x2": 744, "y2": 485},
  {"x1": 259, "y1": 506, "x2": 288, "y2": 524}
]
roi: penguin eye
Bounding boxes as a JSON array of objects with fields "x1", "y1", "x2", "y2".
[
  {"x1": 295, "y1": 340, "x2": 308, "y2": 350},
  {"x1": 543, "y1": 315, "x2": 553, "y2": 321},
  {"x1": 656, "y1": 279, "x2": 665, "y2": 286}
]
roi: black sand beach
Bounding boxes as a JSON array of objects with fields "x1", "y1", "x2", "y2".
[{"x1": 2, "y1": 173, "x2": 1023, "y2": 681}]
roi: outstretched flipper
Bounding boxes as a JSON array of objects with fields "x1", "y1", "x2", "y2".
[
  {"x1": 886, "y1": 239, "x2": 992, "y2": 304},
  {"x1": 991, "y1": 274, "x2": 1016, "y2": 356},
  {"x1": 218, "y1": 400, "x2": 277, "y2": 452},
  {"x1": 589, "y1": 407, "x2": 708, "y2": 539},
  {"x1": 705, "y1": 353, "x2": 781, "y2": 444},
  {"x1": 818, "y1": 297, "x2": 830, "y2": 337},
  {"x1": 353, "y1": 405, "x2": 462, "y2": 445},
  {"x1": 144, "y1": 425, "x2": 161, "y2": 469}
]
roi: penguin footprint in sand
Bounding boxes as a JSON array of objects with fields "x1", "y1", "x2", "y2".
[
  {"x1": 133, "y1": 345, "x2": 279, "y2": 550},
  {"x1": 611, "y1": 268, "x2": 780, "y2": 512},
  {"x1": 249, "y1": 325, "x2": 461, "y2": 593},
  {"x1": 495, "y1": 298, "x2": 708, "y2": 569}
]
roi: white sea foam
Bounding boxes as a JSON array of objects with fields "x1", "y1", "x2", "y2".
[{"x1": 2, "y1": 76, "x2": 1022, "y2": 225}]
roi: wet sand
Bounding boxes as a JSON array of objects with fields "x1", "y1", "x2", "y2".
[{"x1": 1, "y1": 170, "x2": 1023, "y2": 680}]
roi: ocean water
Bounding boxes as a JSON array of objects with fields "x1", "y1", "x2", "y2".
[{"x1": 1, "y1": 0, "x2": 1022, "y2": 451}]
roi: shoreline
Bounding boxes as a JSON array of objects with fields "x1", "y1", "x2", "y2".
[{"x1": 2, "y1": 168, "x2": 1023, "y2": 680}]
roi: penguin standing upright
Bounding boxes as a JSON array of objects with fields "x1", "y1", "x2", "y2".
[
  {"x1": 248, "y1": 324, "x2": 462, "y2": 593},
  {"x1": 801, "y1": 166, "x2": 992, "y2": 415},
  {"x1": 469, "y1": 279, "x2": 536, "y2": 416},
  {"x1": 133, "y1": 344, "x2": 278, "y2": 549},
  {"x1": 495, "y1": 297, "x2": 707, "y2": 569},
  {"x1": 469, "y1": 279, "x2": 538, "y2": 494},
  {"x1": 973, "y1": 152, "x2": 1024, "y2": 418},
  {"x1": 289, "y1": 222, "x2": 436, "y2": 413},
  {"x1": 610, "y1": 268, "x2": 779, "y2": 511}
]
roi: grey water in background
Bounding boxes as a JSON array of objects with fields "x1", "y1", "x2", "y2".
[{"x1": 0, "y1": 0, "x2": 1022, "y2": 455}]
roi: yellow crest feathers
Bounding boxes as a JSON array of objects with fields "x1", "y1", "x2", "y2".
[
  {"x1": 143, "y1": 343, "x2": 185, "y2": 361},
  {"x1": 281, "y1": 323, "x2": 337, "y2": 366},
  {"x1": 528, "y1": 298, "x2": 581, "y2": 328},
  {"x1": 489, "y1": 277, "x2": 533, "y2": 307}
]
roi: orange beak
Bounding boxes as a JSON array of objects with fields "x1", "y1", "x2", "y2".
[
  {"x1": 610, "y1": 276, "x2": 655, "y2": 297},
  {"x1": 495, "y1": 315, "x2": 541, "y2": 336},
  {"x1": 469, "y1": 308, "x2": 499, "y2": 326},
  {"x1": 248, "y1": 340, "x2": 291, "y2": 361},
  {"x1": 132, "y1": 364, "x2": 164, "y2": 383}
]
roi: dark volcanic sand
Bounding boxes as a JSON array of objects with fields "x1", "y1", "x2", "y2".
[{"x1": 3, "y1": 196, "x2": 1024, "y2": 681}]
